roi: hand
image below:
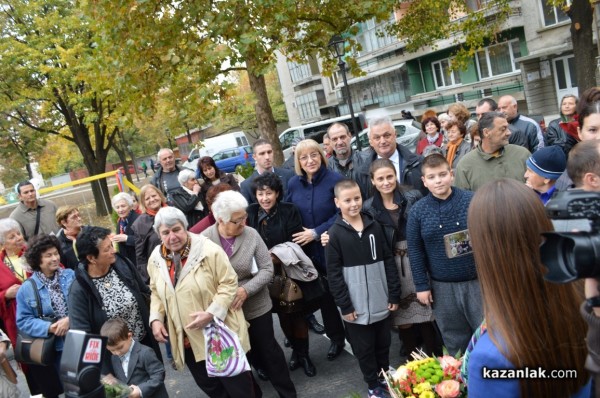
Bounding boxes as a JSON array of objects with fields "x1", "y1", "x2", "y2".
[
  {"x1": 50, "y1": 317, "x2": 69, "y2": 336},
  {"x1": 111, "y1": 234, "x2": 128, "y2": 243},
  {"x1": 192, "y1": 183, "x2": 201, "y2": 195},
  {"x1": 321, "y1": 231, "x2": 329, "y2": 247},
  {"x1": 343, "y1": 311, "x2": 357, "y2": 322},
  {"x1": 5, "y1": 284, "x2": 20, "y2": 299},
  {"x1": 151, "y1": 320, "x2": 169, "y2": 343},
  {"x1": 128, "y1": 385, "x2": 142, "y2": 398},
  {"x1": 417, "y1": 290, "x2": 433, "y2": 306},
  {"x1": 585, "y1": 278, "x2": 600, "y2": 317},
  {"x1": 102, "y1": 373, "x2": 119, "y2": 386},
  {"x1": 292, "y1": 228, "x2": 315, "y2": 246},
  {"x1": 230, "y1": 287, "x2": 248, "y2": 311},
  {"x1": 185, "y1": 311, "x2": 213, "y2": 331},
  {"x1": 388, "y1": 303, "x2": 398, "y2": 311}
]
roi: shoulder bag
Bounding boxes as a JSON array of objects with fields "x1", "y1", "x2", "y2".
[
  {"x1": 268, "y1": 263, "x2": 304, "y2": 314},
  {"x1": 15, "y1": 279, "x2": 57, "y2": 366}
]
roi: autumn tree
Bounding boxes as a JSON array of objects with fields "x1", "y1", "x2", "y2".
[
  {"x1": 83, "y1": 0, "x2": 396, "y2": 165},
  {"x1": 0, "y1": 0, "x2": 129, "y2": 215}
]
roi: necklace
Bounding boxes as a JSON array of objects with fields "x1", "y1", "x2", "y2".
[{"x1": 221, "y1": 236, "x2": 235, "y2": 253}]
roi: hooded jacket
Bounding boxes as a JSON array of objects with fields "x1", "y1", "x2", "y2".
[{"x1": 326, "y1": 212, "x2": 400, "y2": 325}]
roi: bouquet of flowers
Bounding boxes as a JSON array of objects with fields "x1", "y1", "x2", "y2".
[{"x1": 382, "y1": 350, "x2": 466, "y2": 398}]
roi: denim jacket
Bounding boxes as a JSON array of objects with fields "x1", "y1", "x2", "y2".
[{"x1": 16, "y1": 269, "x2": 75, "y2": 352}]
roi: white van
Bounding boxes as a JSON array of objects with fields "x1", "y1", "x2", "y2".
[
  {"x1": 182, "y1": 131, "x2": 249, "y2": 170},
  {"x1": 278, "y1": 114, "x2": 367, "y2": 159}
]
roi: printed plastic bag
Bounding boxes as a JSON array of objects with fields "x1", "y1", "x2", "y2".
[{"x1": 204, "y1": 317, "x2": 250, "y2": 377}]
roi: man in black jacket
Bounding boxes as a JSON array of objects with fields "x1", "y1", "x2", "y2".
[
  {"x1": 356, "y1": 116, "x2": 427, "y2": 197},
  {"x1": 151, "y1": 148, "x2": 183, "y2": 205},
  {"x1": 327, "y1": 123, "x2": 370, "y2": 198},
  {"x1": 240, "y1": 139, "x2": 294, "y2": 204}
]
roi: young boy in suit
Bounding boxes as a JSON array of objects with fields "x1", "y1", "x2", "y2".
[{"x1": 100, "y1": 318, "x2": 168, "y2": 398}]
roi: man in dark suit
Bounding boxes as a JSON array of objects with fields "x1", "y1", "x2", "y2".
[
  {"x1": 101, "y1": 318, "x2": 168, "y2": 398},
  {"x1": 241, "y1": 138, "x2": 295, "y2": 204}
]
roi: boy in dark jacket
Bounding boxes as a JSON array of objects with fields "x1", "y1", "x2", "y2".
[{"x1": 326, "y1": 179, "x2": 401, "y2": 398}]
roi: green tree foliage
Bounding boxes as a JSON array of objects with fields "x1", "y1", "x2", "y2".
[
  {"x1": 0, "y1": 0, "x2": 126, "y2": 215},
  {"x1": 82, "y1": 0, "x2": 395, "y2": 165}
]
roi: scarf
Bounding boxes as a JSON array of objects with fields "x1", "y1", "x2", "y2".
[
  {"x1": 37, "y1": 269, "x2": 68, "y2": 318},
  {"x1": 159, "y1": 238, "x2": 191, "y2": 286},
  {"x1": 118, "y1": 213, "x2": 130, "y2": 234},
  {"x1": 427, "y1": 132, "x2": 440, "y2": 144},
  {"x1": 145, "y1": 203, "x2": 166, "y2": 217},
  {"x1": 445, "y1": 138, "x2": 463, "y2": 167}
]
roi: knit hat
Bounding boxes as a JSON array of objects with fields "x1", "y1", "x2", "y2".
[{"x1": 526, "y1": 145, "x2": 566, "y2": 180}]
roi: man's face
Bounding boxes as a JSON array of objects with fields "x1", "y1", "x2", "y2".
[
  {"x1": 18, "y1": 184, "x2": 37, "y2": 208},
  {"x1": 252, "y1": 144, "x2": 273, "y2": 171},
  {"x1": 369, "y1": 123, "x2": 397, "y2": 159},
  {"x1": 322, "y1": 138, "x2": 333, "y2": 156},
  {"x1": 497, "y1": 98, "x2": 518, "y2": 121},
  {"x1": 328, "y1": 124, "x2": 352, "y2": 158},
  {"x1": 483, "y1": 117, "x2": 511, "y2": 151},
  {"x1": 524, "y1": 168, "x2": 549, "y2": 192},
  {"x1": 159, "y1": 151, "x2": 175, "y2": 171},
  {"x1": 475, "y1": 102, "x2": 493, "y2": 120}
]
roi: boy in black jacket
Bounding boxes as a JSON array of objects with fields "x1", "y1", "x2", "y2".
[{"x1": 326, "y1": 179, "x2": 401, "y2": 398}]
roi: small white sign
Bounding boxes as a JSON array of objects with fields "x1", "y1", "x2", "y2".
[{"x1": 82, "y1": 338, "x2": 102, "y2": 363}]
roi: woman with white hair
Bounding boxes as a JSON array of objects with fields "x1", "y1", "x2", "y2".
[
  {"x1": 171, "y1": 168, "x2": 205, "y2": 228},
  {"x1": 110, "y1": 192, "x2": 139, "y2": 267},
  {"x1": 148, "y1": 206, "x2": 262, "y2": 397},
  {"x1": 203, "y1": 191, "x2": 297, "y2": 397}
]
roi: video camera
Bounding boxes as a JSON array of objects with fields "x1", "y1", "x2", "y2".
[
  {"x1": 60, "y1": 330, "x2": 107, "y2": 398},
  {"x1": 540, "y1": 190, "x2": 600, "y2": 283}
]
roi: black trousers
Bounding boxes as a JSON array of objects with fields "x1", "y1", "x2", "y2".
[
  {"x1": 248, "y1": 311, "x2": 297, "y2": 398},
  {"x1": 320, "y1": 281, "x2": 346, "y2": 345},
  {"x1": 344, "y1": 316, "x2": 392, "y2": 390},
  {"x1": 185, "y1": 347, "x2": 262, "y2": 398}
]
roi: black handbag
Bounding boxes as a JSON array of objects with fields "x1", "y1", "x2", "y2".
[{"x1": 14, "y1": 279, "x2": 57, "y2": 366}]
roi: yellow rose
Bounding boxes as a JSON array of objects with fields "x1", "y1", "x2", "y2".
[{"x1": 419, "y1": 392, "x2": 435, "y2": 398}]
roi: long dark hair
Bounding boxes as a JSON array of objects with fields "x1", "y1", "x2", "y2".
[
  {"x1": 198, "y1": 156, "x2": 222, "y2": 182},
  {"x1": 468, "y1": 179, "x2": 587, "y2": 397}
]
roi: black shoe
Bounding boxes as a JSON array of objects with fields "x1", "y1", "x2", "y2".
[
  {"x1": 256, "y1": 368, "x2": 269, "y2": 381},
  {"x1": 298, "y1": 356, "x2": 316, "y2": 377},
  {"x1": 307, "y1": 316, "x2": 326, "y2": 334},
  {"x1": 288, "y1": 351, "x2": 300, "y2": 371},
  {"x1": 327, "y1": 342, "x2": 345, "y2": 361},
  {"x1": 283, "y1": 337, "x2": 291, "y2": 347}
]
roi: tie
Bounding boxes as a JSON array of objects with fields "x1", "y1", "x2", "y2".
[{"x1": 173, "y1": 252, "x2": 182, "y2": 287}]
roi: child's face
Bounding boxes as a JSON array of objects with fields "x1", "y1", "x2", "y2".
[
  {"x1": 334, "y1": 186, "x2": 362, "y2": 219},
  {"x1": 421, "y1": 165, "x2": 453, "y2": 199},
  {"x1": 107, "y1": 333, "x2": 133, "y2": 357}
]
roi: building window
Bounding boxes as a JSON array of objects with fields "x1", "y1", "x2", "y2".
[
  {"x1": 540, "y1": 1, "x2": 570, "y2": 26},
  {"x1": 476, "y1": 40, "x2": 521, "y2": 79},
  {"x1": 432, "y1": 59, "x2": 461, "y2": 88},
  {"x1": 296, "y1": 92, "x2": 320, "y2": 121},
  {"x1": 288, "y1": 61, "x2": 313, "y2": 83},
  {"x1": 355, "y1": 14, "x2": 397, "y2": 56}
]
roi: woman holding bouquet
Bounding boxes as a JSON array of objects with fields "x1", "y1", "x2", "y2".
[{"x1": 466, "y1": 179, "x2": 590, "y2": 397}]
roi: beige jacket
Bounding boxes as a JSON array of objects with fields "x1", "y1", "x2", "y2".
[{"x1": 147, "y1": 233, "x2": 250, "y2": 370}]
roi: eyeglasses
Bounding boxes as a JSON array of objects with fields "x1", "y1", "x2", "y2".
[
  {"x1": 298, "y1": 152, "x2": 320, "y2": 163},
  {"x1": 228, "y1": 214, "x2": 248, "y2": 225}
]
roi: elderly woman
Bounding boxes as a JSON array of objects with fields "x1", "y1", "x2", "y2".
[
  {"x1": 284, "y1": 139, "x2": 346, "y2": 361},
  {"x1": 68, "y1": 226, "x2": 160, "y2": 374},
  {"x1": 148, "y1": 207, "x2": 261, "y2": 397},
  {"x1": 443, "y1": 120, "x2": 472, "y2": 170},
  {"x1": 17, "y1": 234, "x2": 75, "y2": 398},
  {"x1": 110, "y1": 192, "x2": 139, "y2": 267},
  {"x1": 131, "y1": 184, "x2": 166, "y2": 283},
  {"x1": 197, "y1": 156, "x2": 240, "y2": 207},
  {"x1": 189, "y1": 183, "x2": 233, "y2": 234},
  {"x1": 247, "y1": 172, "x2": 318, "y2": 377},
  {"x1": 172, "y1": 168, "x2": 206, "y2": 228},
  {"x1": 203, "y1": 191, "x2": 296, "y2": 396},
  {"x1": 416, "y1": 117, "x2": 443, "y2": 155},
  {"x1": 55, "y1": 205, "x2": 83, "y2": 269}
]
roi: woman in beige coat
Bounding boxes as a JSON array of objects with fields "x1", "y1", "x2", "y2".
[{"x1": 148, "y1": 207, "x2": 260, "y2": 397}]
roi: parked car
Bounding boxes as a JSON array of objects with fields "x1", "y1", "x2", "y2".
[
  {"x1": 213, "y1": 146, "x2": 255, "y2": 173},
  {"x1": 351, "y1": 119, "x2": 422, "y2": 153}
]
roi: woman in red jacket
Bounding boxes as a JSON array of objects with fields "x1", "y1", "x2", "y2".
[{"x1": 416, "y1": 117, "x2": 443, "y2": 155}]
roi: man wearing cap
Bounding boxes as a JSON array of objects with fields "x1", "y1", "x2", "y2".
[{"x1": 524, "y1": 146, "x2": 567, "y2": 205}]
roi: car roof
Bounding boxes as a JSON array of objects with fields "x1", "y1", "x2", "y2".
[{"x1": 214, "y1": 145, "x2": 251, "y2": 153}]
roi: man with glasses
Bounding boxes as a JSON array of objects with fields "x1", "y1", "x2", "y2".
[{"x1": 357, "y1": 116, "x2": 427, "y2": 197}]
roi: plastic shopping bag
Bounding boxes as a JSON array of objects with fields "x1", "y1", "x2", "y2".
[{"x1": 204, "y1": 317, "x2": 250, "y2": 377}]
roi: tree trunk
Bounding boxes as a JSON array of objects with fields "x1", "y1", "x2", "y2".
[
  {"x1": 114, "y1": 141, "x2": 133, "y2": 183},
  {"x1": 570, "y1": 0, "x2": 596, "y2": 93},
  {"x1": 246, "y1": 56, "x2": 283, "y2": 165}
]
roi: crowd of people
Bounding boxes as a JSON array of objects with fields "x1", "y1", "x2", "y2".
[{"x1": 0, "y1": 88, "x2": 599, "y2": 398}]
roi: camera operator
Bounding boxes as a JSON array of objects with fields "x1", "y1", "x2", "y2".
[{"x1": 565, "y1": 139, "x2": 600, "y2": 395}]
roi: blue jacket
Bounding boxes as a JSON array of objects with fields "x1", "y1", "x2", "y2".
[
  {"x1": 16, "y1": 269, "x2": 75, "y2": 352},
  {"x1": 285, "y1": 165, "x2": 343, "y2": 271}
]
